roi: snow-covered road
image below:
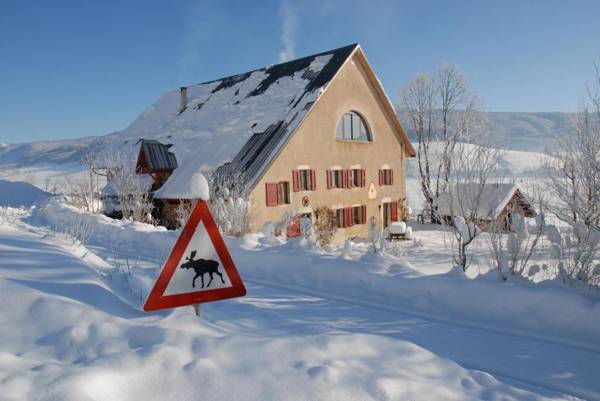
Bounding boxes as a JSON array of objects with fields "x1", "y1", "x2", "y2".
[
  {"x1": 227, "y1": 280, "x2": 600, "y2": 400},
  {"x1": 0, "y1": 218, "x2": 596, "y2": 400}
]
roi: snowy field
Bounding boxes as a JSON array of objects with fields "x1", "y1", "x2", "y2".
[{"x1": 1, "y1": 182, "x2": 599, "y2": 400}]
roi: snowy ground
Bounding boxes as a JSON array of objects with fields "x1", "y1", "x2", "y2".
[{"x1": 1, "y1": 196, "x2": 599, "y2": 400}]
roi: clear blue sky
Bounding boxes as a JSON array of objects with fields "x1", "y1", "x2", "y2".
[{"x1": 1, "y1": 0, "x2": 599, "y2": 143}]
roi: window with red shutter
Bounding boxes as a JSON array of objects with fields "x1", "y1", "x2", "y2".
[
  {"x1": 361, "y1": 169, "x2": 366, "y2": 187},
  {"x1": 361, "y1": 205, "x2": 366, "y2": 224},
  {"x1": 292, "y1": 170, "x2": 300, "y2": 192},
  {"x1": 326, "y1": 170, "x2": 332, "y2": 189},
  {"x1": 265, "y1": 183, "x2": 279, "y2": 206},
  {"x1": 379, "y1": 169, "x2": 393, "y2": 186},
  {"x1": 344, "y1": 207, "x2": 353, "y2": 227},
  {"x1": 391, "y1": 201, "x2": 398, "y2": 222},
  {"x1": 296, "y1": 169, "x2": 316, "y2": 191}
]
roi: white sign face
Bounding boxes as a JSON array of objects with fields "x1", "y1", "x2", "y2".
[{"x1": 164, "y1": 221, "x2": 233, "y2": 296}]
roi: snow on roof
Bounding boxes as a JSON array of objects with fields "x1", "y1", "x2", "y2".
[
  {"x1": 153, "y1": 171, "x2": 209, "y2": 201},
  {"x1": 101, "y1": 174, "x2": 154, "y2": 196},
  {"x1": 435, "y1": 183, "x2": 532, "y2": 220},
  {"x1": 127, "y1": 44, "x2": 359, "y2": 199}
]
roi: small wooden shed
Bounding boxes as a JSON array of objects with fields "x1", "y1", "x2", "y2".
[
  {"x1": 135, "y1": 139, "x2": 178, "y2": 191},
  {"x1": 435, "y1": 183, "x2": 536, "y2": 231}
]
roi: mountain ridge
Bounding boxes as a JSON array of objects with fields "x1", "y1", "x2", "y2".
[{"x1": 0, "y1": 111, "x2": 574, "y2": 169}]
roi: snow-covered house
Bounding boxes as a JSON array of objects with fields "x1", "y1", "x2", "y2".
[
  {"x1": 435, "y1": 183, "x2": 536, "y2": 231},
  {"x1": 143, "y1": 43, "x2": 415, "y2": 240}
]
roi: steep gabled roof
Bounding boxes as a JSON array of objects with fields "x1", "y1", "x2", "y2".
[{"x1": 142, "y1": 44, "x2": 413, "y2": 199}]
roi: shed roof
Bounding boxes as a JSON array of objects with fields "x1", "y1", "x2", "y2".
[
  {"x1": 436, "y1": 183, "x2": 536, "y2": 220},
  {"x1": 137, "y1": 139, "x2": 177, "y2": 172}
]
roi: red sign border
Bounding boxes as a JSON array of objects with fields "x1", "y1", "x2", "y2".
[{"x1": 143, "y1": 200, "x2": 246, "y2": 311}]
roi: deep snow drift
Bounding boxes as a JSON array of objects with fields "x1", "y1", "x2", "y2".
[
  {"x1": 2, "y1": 210, "x2": 586, "y2": 401},
  {"x1": 0, "y1": 179, "x2": 51, "y2": 207}
]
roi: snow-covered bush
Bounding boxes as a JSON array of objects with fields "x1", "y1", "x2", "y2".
[
  {"x1": 58, "y1": 151, "x2": 103, "y2": 214},
  {"x1": 207, "y1": 171, "x2": 250, "y2": 236},
  {"x1": 51, "y1": 206, "x2": 93, "y2": 245},
  {"x1": 547, "y1": 223, "x2": 600, "y2": 286},
  {"x1": 543, "y1": 63, "x2": 600, "y2": 287},
  {"x1": 299, "y1": 215, "x2": 313, "y2": 240},
  {"x1": 313, "y1": 206, "x2": 336, "y2": 246},
  {"x1": 0, "y1": 207, "x2": 28, "y2": 225},
  {"x1": 174, "y1": 200, "x2": 194, "y2": 228},
  {"x1": 367, "y1": 217, "x2": 383, "y2": 254},
  {"x1": 487, "y1": 209, "x2": 545, "y2": 281},
  {"x1": 209, "y1": 196, "x2": 250, "y2": 236},
  {"x1": 98, "y1": 146, "x2": 154, "y2": 224}
]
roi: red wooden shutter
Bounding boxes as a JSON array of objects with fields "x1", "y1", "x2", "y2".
[
  {"x1": 361, "y1": 169, "x2": 366, "y2": 187},
  {"x1": 265, "y1": 183, "x2": 278, "y2": 206},
  {"x1": 347, "y1": 170, "x2": 353, "y2": 188},
  {"x1": 390, "y1": 169, "x2": 394, "y2": 185},
  {"x1": 342, "y1": 170, "x2": 347, "y2": 188},
  {"x1": 361, "y1": 205, "x2": 367, "y2": 224},
  {"x1": 326, "y1": 170, "x2": 332, "y2": 189},
  {"x1": 379, "y1": 169, "x2": 384, "y2": 186},
  {"x1": 310, "y1": 169, "x2": 316, "y2": 191},
  {"x1": 292, "y1": 170, "x2": 300, "y2": 192},
  {"x1": 345, "y1": 207, "x2": 354, "y2": 227},
  {"x1": 391, "y1": 201, "x2": 398, "y2": 222}
]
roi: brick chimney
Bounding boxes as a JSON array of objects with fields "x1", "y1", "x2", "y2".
[{"x1": 179, "y1": 86, "x2": 188, "y2": 113}]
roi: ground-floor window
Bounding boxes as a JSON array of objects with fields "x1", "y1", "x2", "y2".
[
  {"x1": 334, "y1": 208, "x2": 344, "y2": 228},
  {"x1": 382, "y1": 201, "x2": 398, "y2": 227},
  {"x1": 352, "y1": 206, "x2": 364, "y2": 225}
]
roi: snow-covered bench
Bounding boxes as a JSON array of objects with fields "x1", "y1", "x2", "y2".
[{"x1": 388, "y1": 222, "x2": 412, "y2": 241}]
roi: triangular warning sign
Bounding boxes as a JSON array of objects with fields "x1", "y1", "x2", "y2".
[{"x1": 143, "y1": 200, "x2": 246, "y2": 311}]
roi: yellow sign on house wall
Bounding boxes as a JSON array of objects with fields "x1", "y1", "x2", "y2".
[{"x1": 368, "y1": 182, "x2": 377, "y2": 200}]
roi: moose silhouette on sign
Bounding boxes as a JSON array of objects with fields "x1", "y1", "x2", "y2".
[{"x1": 180, "y1": 250, "x2": 225, "y2": 288}]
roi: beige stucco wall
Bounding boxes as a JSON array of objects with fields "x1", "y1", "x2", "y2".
[{"x1": 248, "y1": 54, "x2": 411, "y2": 241}]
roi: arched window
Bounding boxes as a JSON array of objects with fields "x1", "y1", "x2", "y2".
[{"x1": 336, "y1": 111, "x2": 372, "y2": 141}]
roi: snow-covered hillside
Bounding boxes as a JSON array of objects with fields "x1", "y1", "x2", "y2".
[
  {"x1": 0, "y1": 111, "x2": 567, "y2": 175},
  {"x1": 398, "y1": 111, "x2": 575, "y2": 152}
]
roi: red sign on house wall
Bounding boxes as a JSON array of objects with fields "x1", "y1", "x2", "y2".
[{"x1": 143, "y1": 200, "x2": 246, "y2": 311}]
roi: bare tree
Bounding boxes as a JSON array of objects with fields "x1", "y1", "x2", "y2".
[
  {"x1": 58, "y1": 151, "x2": 103, "y2": 214},
  {"x1": 400, "y1": 73, "x2": 435, "y2": 210},
  {"x1": 441, "y1": 139, "x2": 504, "y2": 271},
  {"x1": 400, "y1": 63, "x2": 480, "y2": 221},
  {"x1": 545, "y1": 63, "x2": 600, "y2": 286}
]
